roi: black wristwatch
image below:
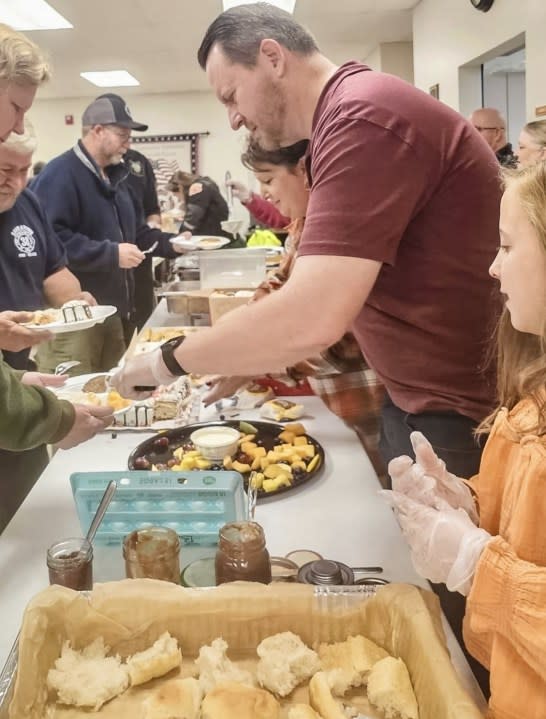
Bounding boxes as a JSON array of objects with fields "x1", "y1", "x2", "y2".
[{"x1": 160, "y1": 335, "x2": 188, "y2": 376}]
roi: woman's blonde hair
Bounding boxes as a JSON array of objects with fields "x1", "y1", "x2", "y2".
[
  {"x1": 0, "y1": 23, "x2": 50, "y2": 86},
  {"x1": 478, "y1": 161, "x2": 546, "y2": 435},
  {"x1": 522, "y1": 120, "x2": 546, "y2": 150}
]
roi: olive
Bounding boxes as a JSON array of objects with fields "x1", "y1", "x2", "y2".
[
  {"x1": 153, "y1": 435, "x2": 170, "y2": 449},
  {"x1": 134, "y1": 456, "x2": 150, "y2": 470},
  {"x1": 167, "y1": 458, "x2": 177, "y2": 468},
  {"x1": 237, "y1": 452, "x2": 252, "y2": 464}
]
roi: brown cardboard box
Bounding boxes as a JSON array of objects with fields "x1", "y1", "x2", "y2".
[
  {"x1": 8, "y1": 581, "x2": 483, "y2": 719},
  {"x1": 209, "y1": 290, "x2": 254, "y2": 324}
]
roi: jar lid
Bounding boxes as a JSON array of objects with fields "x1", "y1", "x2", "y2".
[
  {"x1": 297, "y1": 559, "x2": 354, "y2": 585},
  {"x1": 354, "y1": 576, "x2": 390, "y2": 586},
  {"x1": 285, "y1": 549, "x2": 323, "y2": 567},
  {"x1": 181, "y1": 556, "x2": 216, "y2": 587},
  {"x1": 270, "y1": 556, "x2": 299, "y2": 582}
]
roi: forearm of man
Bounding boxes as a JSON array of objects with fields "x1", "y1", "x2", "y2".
[
  {"x1": 43, "y1": 268, "x2": 82, "y2": 307},
  {"x1": 174, "y1": 255, "x2": 381, "y2": 376}
]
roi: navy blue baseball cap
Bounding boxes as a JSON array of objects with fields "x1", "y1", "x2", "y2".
[{"x1": 82, "y1": 93, "x2": 148, "y2": 131}]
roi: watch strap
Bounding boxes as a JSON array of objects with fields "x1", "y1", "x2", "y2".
[{"x1": 160, "y1": 335, "x2": 187, "y2": 376}]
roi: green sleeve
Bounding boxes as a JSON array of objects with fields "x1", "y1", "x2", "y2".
[{"x1": 0, "y1": 360, "x2": 75, "y2": 450}]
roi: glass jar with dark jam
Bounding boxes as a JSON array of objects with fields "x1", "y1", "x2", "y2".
[
  {"x1": 215, "y1": 521, "x2": 272, "y2": 585},
  {"x1": 123, "y1": 526, "x2": 181, "y2": 583},
  {"x1": 47, "y1": 537, "x2": 93, "y2": 590}
]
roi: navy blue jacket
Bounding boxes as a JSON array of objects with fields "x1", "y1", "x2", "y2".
[
  {"x1": 31, "y1": 141, "x2": 176, "y2": 318},
  {"x1": 0, "y1": 189, "x2": 66, "y2": 369}
]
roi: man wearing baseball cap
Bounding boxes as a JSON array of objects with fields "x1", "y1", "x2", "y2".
[{"x1": 31, "y1": 94, "x2": 180, "y2": 375}]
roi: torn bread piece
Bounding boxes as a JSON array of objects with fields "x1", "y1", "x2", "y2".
[
  {"x1": 46, "y1": 637, "x2": 129, "y2": 711},
  {"x1": 201, "y1": 681, "x2": 280, "y2": 719},
  {"x1": 256, "y1": 631, "x2": 321, "y2": 697},
  {"x1": 195, "y1": 637, "x2": 254, "y2": 694},
  {"x1": 143, "y1": 677, "x2": 203, "y2": 719},
  {"x1": 287, "y1": 704, "x2": 323, "y2": 719},
  {"x1": 318, "y1": 634, "x2": 389, "y2": 694},
  {"x1": 127, "y1": 631, "x2": 182, "y2": 686},
  {"x1": 308, "y1": 671, "x2": 348, "y2": 719},
  {"x1": 366, "y1": 656, "x2": 419, "y2": 719}
]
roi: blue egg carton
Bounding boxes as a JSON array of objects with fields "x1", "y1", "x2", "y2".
[{"x1": 70, "y1": 470, "x2": 247, "y2": 546}]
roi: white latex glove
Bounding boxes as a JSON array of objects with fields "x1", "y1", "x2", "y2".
[
  {"x1": 387, "y1": 431, "x2": 479, "y2": 524},
  {"x1": 381, "y1": 491, "x2": 491, "y2": 595},
  {"x1": 202, "y1": 375, "x2": 250, "y2": 406},
  {"x1": 227, "y1": 179, "x2": 251, "y2": 203},
  {"x1": 109, "y1": 348, "x2": 176, "y2": 399}
]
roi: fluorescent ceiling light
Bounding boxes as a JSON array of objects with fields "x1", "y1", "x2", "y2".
[
  {"x1": 0, "y1": 0, "x2": 72, "y2": 30},
  {"x1": 223, "y1": 0, "x2": 296, "y2": 13},
  {"x1": 80, "y1": 71, "x2": 140, "y2": 88}
]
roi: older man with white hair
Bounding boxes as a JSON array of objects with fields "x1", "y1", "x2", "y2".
[
  {"x1": 0, "y1": 119, "x2": 94, "y2": 370},
  {"x1": 469, "y1": 107, "x2": 517, "y2": 168}
]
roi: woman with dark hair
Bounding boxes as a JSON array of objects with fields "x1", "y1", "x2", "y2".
[{"x1": 205, "y1": 137, "x2": 385, "y2": 473}]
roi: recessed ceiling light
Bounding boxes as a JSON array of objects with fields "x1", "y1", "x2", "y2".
[
  {"x1": 222, "y1": 0, "x2": 296, "y2": 13},
  {"x1": 80, "y1": 71, "x2": 140, "y2": 88},
  {"x1": 0, "y1": 0, "x2": 72, "y2": 30}
]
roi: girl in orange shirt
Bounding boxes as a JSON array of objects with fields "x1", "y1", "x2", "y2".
[{"x1": 384, "y1": 162, "x2": 546, "y2": 719}]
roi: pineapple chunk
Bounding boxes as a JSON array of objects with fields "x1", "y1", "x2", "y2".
[
  {"x1": 223, "y1": 455, "x2": 233, "y2": 470},
  {"x1": 262, "y1": 473, "x2": 292, "y2": 492},
  {"x1": 195, "y1": 458, "x2": 212, "y2": 469},
  {"x1": 241, "y1": 441, "x2": 258, "y2": 453},
  {"x1": 250, "y1": 472, "x2": 264, "y2": 489},
  {"x1": 293, "y1": 436, "x2": 308, "y2": 446},
  {"x1": 284, "y1": 422, "x2": 306, "y2": 436},
  {"x1": 278, "y1": 430, "x2": 295, "y2": 444},
  {"x1": 232, "y1": 460, "x2": 252, "y2": 473}
]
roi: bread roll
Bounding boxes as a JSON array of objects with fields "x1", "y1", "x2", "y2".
[
  {"x1": 287, "y1": 704, "x2": 322, "y2": 719},
  {"x1": 318, "y1": 634, "x2": 389, "y2": 693},
  {"x1": 308, "y1": 672, "x2": 347, "y2": 719},
  {"x1": 195, "y1": 637, "x2": 254, "y2": 694},
  {"x1": 143, "y1": 677, "x2": 202, "y2": 719},
  {"x1": 127, "y1": 631, "x2": 182, "y2": 686},
  {"x1": 201, "y1": 681, "x2": 280, "y2": 719},
  {"x1": 46, "y1": 637, "x2": 129, "y2": 711},
  {"x1": 256, "y1": 631, "x2": 321, "y2": 697},
  {"x1": 366, "y1": 656, "x2": 419, "y2": 719}
]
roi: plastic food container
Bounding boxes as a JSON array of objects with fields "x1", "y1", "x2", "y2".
[
  {"x1": 190, "y1": 426, "x2": 240, "y2": 461},
  {"x1": 199, "y1": 248, "x2": 267, "y2": 289}
]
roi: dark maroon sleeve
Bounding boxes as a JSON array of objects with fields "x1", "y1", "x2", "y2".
[
  {"x1": 299, "y1": 118, "x2": 432, "y2": 265},
  {"x1": 244, "y1": 194, "x2": 290, "y2": 229}
]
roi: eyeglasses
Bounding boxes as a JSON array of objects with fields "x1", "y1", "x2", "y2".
[
  {"x1": 104, "y1": 126, "x2": 132, "y2": 142},
  {"x1": 473, "y1": 126, "x2": 502, "y2": 132}
]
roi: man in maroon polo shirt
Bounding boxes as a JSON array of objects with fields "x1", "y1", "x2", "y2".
[{"x1": 113, "y1": 3, "x2": 501, "y2": 482}]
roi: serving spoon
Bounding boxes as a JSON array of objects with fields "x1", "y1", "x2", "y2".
[{"x1": 86, "y1": 480, "x2": 117, "y2": 544}]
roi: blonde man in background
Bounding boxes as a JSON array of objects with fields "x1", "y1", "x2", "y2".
[
  {"x1": 515, "y1": 120, "x2": 546, "y2": 168},
  {"x1": 0, "y1": 25, "x2": 113, "y2": 533},
  {"x1": 0, "y1": 23, "x2": 49, "y2": 141}
]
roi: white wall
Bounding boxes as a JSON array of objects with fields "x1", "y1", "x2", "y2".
[
  {"x1": 364, "y1": 42, "x2": 414, "y2": 84},
  {"x1": 413, "y1": 0, "x2": 546, "y2": 122},
  {"x1": 28, "y1": 90, "x2": 253, "y2": 221}
]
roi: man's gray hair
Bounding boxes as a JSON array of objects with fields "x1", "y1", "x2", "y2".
[
  {"x1": 2, "y1": 117, "x2": 37, "y2": 155},
  {"x1": 198, "y1": 2, "x2": 319, "y2": 69}
]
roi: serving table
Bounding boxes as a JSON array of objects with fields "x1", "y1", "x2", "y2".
[{"x1": 0, "y1": 300, "x2": 487, "y2": 712}]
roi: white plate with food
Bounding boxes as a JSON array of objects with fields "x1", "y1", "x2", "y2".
[
  {"x1": 53, "y1": 373, "x2": 133, "y2": 417},
  {"x1": 170, "y1": 235, "x2": 231, "y2": 251},
  {"x1": 23, "y1": 304, "x2": 117, "y2": 334}
]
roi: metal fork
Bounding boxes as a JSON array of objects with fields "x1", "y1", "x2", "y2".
[
  {"x1": 142, "y1": 241, "x2": 158, "y2": 255},
  {"x1": 247, "y1": 471, "x2": 258, "y2": 520},
  {"x1": 54, "y1": 360, "x2": 81, "y2": 376}
]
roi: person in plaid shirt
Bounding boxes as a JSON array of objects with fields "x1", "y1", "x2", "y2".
[{"x1": 204, "y1": 138, "x2": 386, "y2": 477}]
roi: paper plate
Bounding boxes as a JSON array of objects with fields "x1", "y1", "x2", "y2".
[
  {"x1": 24, "y1": 305, "x2": 117, "y2": 334},
  {"x1": 170, "y1": 236, "x2": 230, "y2": 251}
]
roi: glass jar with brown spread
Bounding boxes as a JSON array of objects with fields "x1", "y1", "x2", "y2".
[
  {"x1": 123, "y1": 526, "x2": 180, "y2": 583},
  {"x1": 47, "y1": 537, "x2": 93, "y2": 591},
  {"x1": 215, "y1": 521, "x2": 272, "y2": 585}
]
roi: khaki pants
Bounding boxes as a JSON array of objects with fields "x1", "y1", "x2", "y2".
[{"x1": 36, "y1": 314, "x2": 127, "y2": 376}]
